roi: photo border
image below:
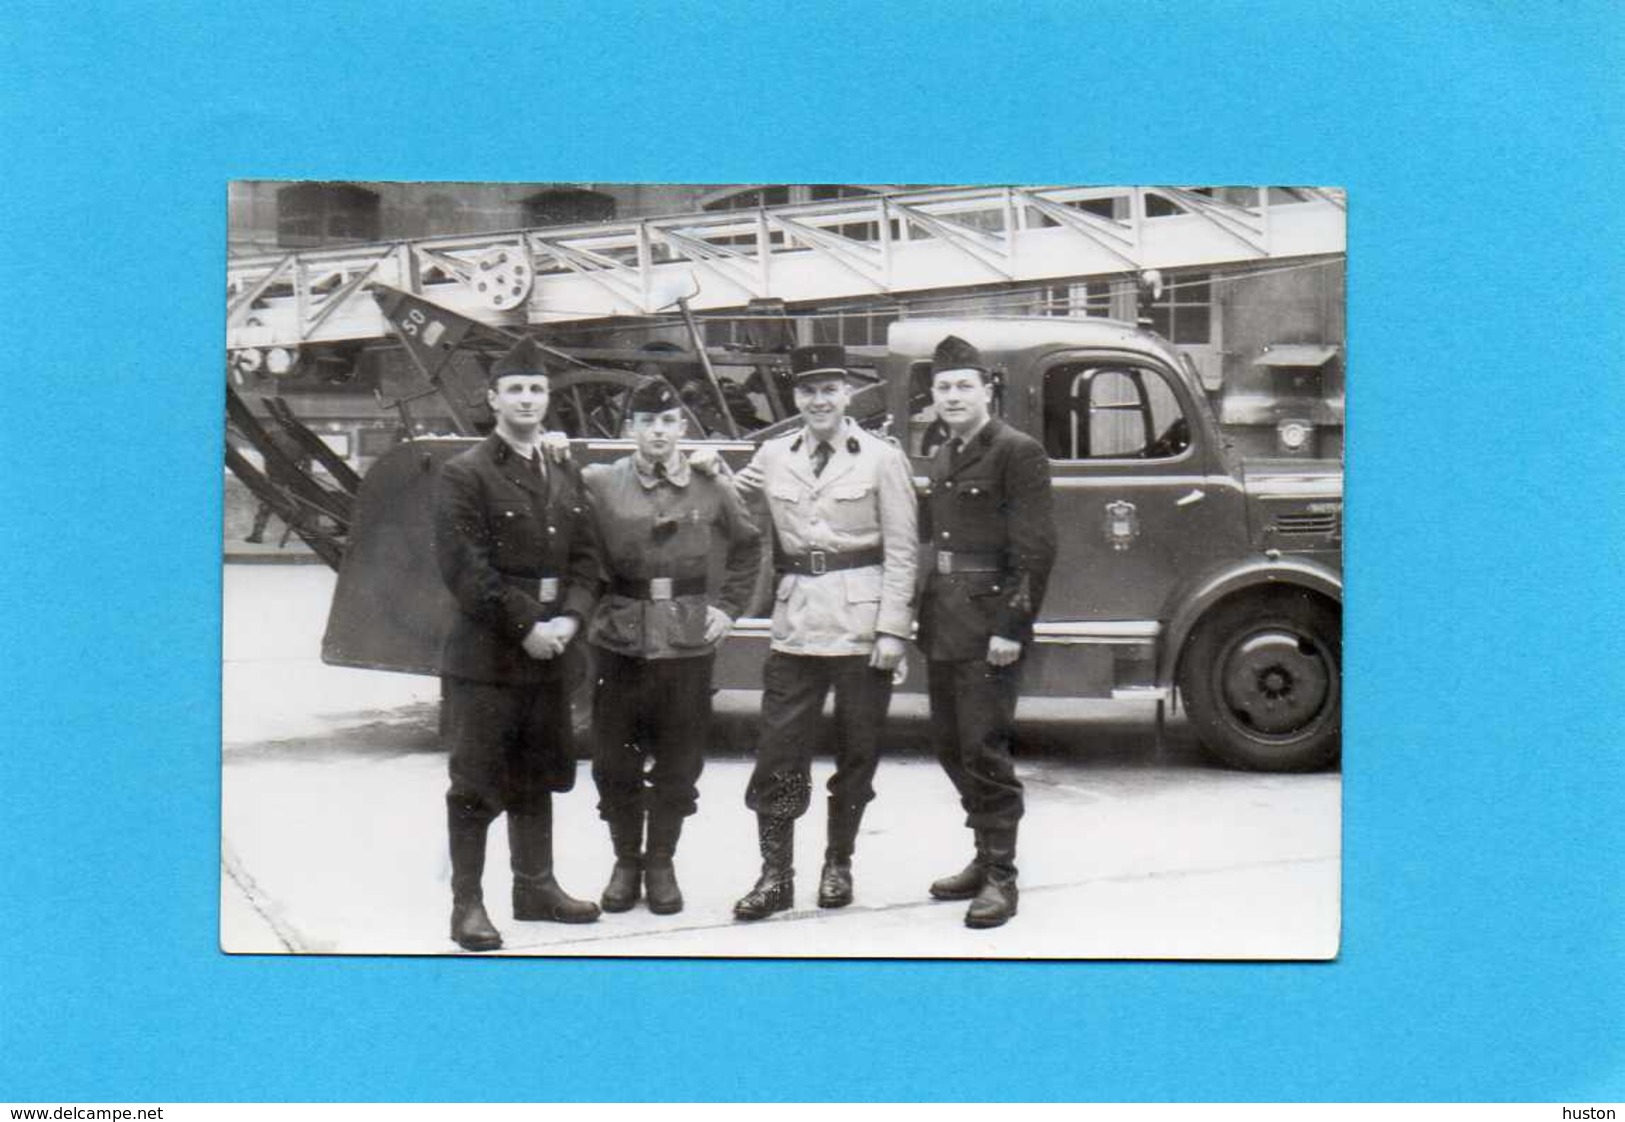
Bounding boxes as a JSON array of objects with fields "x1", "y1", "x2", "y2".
[{"x1": 4, "y1": 0, "x2": 1620, "y2": 1102}]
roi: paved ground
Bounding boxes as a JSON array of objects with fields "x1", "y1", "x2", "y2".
[{"x1": 221, "y1": 564, "x2": 1342, "y2": 960}]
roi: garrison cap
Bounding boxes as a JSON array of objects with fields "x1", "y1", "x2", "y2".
[
  {"x1": 788, "y1": 343, "x2": 879, "y2": 386},
  {"x1": 929, "y1": 334, "x2": 990, "y2": 379},
  {"x1": 627, "y1": 375, "x2": 681, "y2": 415},
  {"x1": 487, "y1": 337, "x2": 549, "y2": 385}
]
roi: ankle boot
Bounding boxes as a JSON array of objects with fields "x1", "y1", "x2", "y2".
[
  {"x1": 817, "y1": 799, "x2": 863, "y2": 909},
  {"x1": 643, "y1": 811, "x2": 685, "y2": 915},
  {"x1": 509, "y1": 802, "x2": 600, "y2": 924},
  {"x1": 447, "y1": 800, "x2": 502, "y2": 952},
  {"x1": 733, "y1": 816, "x2": 795, "y2": 921},
  {"x1": 964, "y1": 826, "x2": 1019, "y2": 929},
  {"x1": 930, "y1": 830, "x2": 987, "y2": 901},
  {"x1": 600, "y1": 811, "x2": 643, "y2": 913}
]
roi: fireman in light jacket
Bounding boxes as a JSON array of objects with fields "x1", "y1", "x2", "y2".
[{"x1": 729, "y1": 344, "x2": 918, "y2": 919}]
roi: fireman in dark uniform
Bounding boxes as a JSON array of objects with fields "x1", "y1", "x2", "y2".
[
  {"x1": 581, "y1": 377, "x2": 761, "y2": 915},
  {"x1": 917, "y1": 335, "x2": 1056, "y2": 929},
  {"x1": 434, "y1": 337, "x2": 603, "y2": 952}
]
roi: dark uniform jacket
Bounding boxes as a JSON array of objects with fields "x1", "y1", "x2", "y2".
[
  {"x1": 581, "y1": 453, "x2": 761, "y2": 660},
  {"x1": 918, "y1": 418, "x2": 1057, "y2": 661},
  {"x1": 434, "y1": 434, "x2": 600, "y2": 684}
]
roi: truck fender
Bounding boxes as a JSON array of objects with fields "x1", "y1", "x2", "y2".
[{"x1": 1157, "y1": 555, "x2": 1342, "y2": 688}]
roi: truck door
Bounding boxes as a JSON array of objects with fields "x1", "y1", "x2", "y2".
[{"x1": 1025, "y1": 352, "x2": 1248, "y2": 622}]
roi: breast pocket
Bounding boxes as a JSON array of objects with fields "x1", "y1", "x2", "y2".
[
  {"x1": 955, "y1": 478, "x2": 999, "y2": 511},
  {"x1": 490, "y1": 502, "x2": 537, "y2": 557},
  {"x1": 827, "y1": 482, "x2": 876, "y2": 534}
]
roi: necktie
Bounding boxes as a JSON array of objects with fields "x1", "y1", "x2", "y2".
[
  {"x1": 949, "y1": 437, "x2": 965, "y2": 463},
  {"x1": 812, "y1": 440, "x2": 832, "y2": 477},
  {"x1": 653, "y1": 461, "x2": 668, "y2": 483}
]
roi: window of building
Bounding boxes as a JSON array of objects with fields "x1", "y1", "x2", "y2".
[
  {"x1": 1029, "y1": 193, "x2": 1127, "y2": 229},
  {"x1": 1044, "y1": 280, "x2": 1115, "y2": 317},
  {"x1": 811, "y1": 303, "x2": 897, "y2": 349},
  {"x1": 808, "y1": 184, "x2": 881, "y2": 241},
  {"x1": 702, "y1": 186, "x2": 792, "y2": 249},
  {"x1": 1042, "y1": 363, "x2": 1189, "y2": 461},
  {"x1": 276, "y1": 183, "x2": 381, "y2": 248},
  {"x1": 1145, "y1": 271, "x2": 1212, "y2": 345},
  {"x1": 521, "y1": 187, "x2": 616, "y2": 228}
]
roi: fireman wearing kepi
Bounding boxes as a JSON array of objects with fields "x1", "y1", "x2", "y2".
[
  {"x1": 433, "y1": 337, "x2": 603, "y2": 952},
  {"x1": 918, "y1": 335, "x2": 1056, "y2": 929},
  {"x1": 580, "y1": 376, "x2": 761, "y2": 915},
  {"x1": 730, "y1": 344, "x2": 918, "y2": 920}
]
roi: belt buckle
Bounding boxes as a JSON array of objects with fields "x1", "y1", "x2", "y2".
[
  {"x1": 809, "y1": 550, "x2": 827, "y2": 576},
  {"x1": 649, "y1": 576, "x2": 674, "y2": 601},
  {"x1": 538, "y1": 577, "x2": 560, "y2": 602},
  {"x1": 936, "y1": 550, "x2": 953, "y2": 576}
]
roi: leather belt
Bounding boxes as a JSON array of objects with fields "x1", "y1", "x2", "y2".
[
  {"x1": 609, "y1": 575, "x2": 707, "y2": 602},
  {"x1": 935, "y1": 550, "x2": 1004, "y2": 575},
  {"x1": 501, "y1": 573, "x2": 562, "y2": 602},
  {"x1": 775, "y1": 546, "x2": 884, "y2": 576}
]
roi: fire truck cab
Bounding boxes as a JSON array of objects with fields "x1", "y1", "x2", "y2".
[{"x1": 873, "y1": 316, "x2": 1342, "y2": 771}]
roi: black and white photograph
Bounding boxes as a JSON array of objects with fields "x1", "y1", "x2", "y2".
[{"x1": 221, "y1": 182, "x2": 1346, "y2": 959}]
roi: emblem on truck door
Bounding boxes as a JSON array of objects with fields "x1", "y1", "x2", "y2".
[{"x1": 1104, "y1": 500, "x2": 1139, "y2": 551}]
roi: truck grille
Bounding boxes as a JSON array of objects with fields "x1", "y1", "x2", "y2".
[{"x1": 1272, "y1": 512, "x2": 1340, "y2": 536}]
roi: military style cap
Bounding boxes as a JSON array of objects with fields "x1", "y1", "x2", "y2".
[
  {"x1": 929, "y1": 334, "x2": 989, "y2": 377},
  {"x1": 627, "y1": 375, "x2": 680, "y2": 415},
  {"x1": 487, "y1": 337, "x2": 549, "y2": 385},
  {"x1": 788, "y1": 343, "x2": 879, "y2": 385}
]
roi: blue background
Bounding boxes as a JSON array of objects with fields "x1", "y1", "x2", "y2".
[{"x1": 2, "y1": 0, "x2": 1620, "y2": 1102}]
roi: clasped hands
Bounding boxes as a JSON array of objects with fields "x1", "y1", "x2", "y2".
[{"x1": 522, "y1": 616, "x2": 579, "y2": 661}]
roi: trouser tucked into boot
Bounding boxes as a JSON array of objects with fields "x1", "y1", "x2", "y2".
[
  {"x1": 643, "y1": 810, "x2": 685, "y2": 915},
  {"x1": 817, "y1": 799, "x2": 864, "y2": 909},
  {"x1": 964, "y1": 826, "x2": 1019, "y2": 929},
  {"x1": 733, "y1": 815, "x2": 795, "y2": 920},
  {"x1": 447, "y1": 797, "x2": 502, "y2": 952},
  {"x1": 510, "y1": 799, "x2": 600, "y2": 924},
  {"x1": 600, "y1": 810, "x2": 643, "y2": 913}
]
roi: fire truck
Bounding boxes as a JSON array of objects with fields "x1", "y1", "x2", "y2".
[{"x1": 227, "y1": 185, "x2": 1343, "y2": 771}]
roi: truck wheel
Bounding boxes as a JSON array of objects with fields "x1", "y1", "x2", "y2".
[{"x1": 1179, "y1": 589, "x2": 1341, "y2": 772}]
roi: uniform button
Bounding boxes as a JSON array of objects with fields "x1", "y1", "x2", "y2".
[
  {"x1": 940, "y1": 531, "x2": 950, "y2": 540},
  {"x1": 945, "y1": 481, "x2": 954, "y2": 489}
]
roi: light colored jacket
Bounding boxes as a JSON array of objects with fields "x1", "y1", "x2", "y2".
[{"x1": 750, "y1": 419, "x2": 918, "y2": 656}]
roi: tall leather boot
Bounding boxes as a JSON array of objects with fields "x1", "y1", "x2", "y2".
[
  {"x1": 964, "y1": 826, "x2": 1018, "y2": 929},
  {"x1": 929, "y1": 830, "x2": 987, "y2": 902},
  {"x1": 643, "y1": 810, "x2": 685, "y2": 915},
  {"x1": 732, "y1": 816, "x2": 795, "y2": 921},
  {"x1": 448, "y1": 800, "x2": 502, "y2": 952},
  {"x1": 509, "y1": 799, "x2": 601, "y2": 924},
  {"x1": 817, "y1": 799, "x2": 864, "y2": 909},
  {"x1": 600, "y1": 811, "x2": 643, "y2": 913}
]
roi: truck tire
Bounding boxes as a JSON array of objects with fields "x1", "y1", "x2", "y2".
[{"x1": 1178, "y1": 589, "x2": 1341, "y2": 772}]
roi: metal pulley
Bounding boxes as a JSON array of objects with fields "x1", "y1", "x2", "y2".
[{"x1": 468, "y1": 243, "x2": 532, "y2": 311}]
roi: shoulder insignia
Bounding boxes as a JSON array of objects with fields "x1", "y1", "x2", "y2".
[{"x1": 846, "y1": 436, "x2": 861, "y2": 455}]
